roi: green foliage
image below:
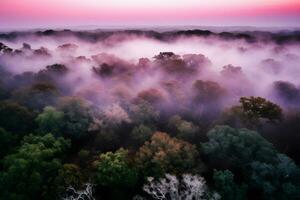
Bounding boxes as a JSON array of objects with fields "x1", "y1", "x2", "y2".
[
  {"x1": 0, "y1": 38, "x2": 299, "y2": 200},
  {"x1": 239, "y1": 96, "x2": 282, "y2": 122},
  {"x1": 213, "y1": 170, "x2": 247, "y2": 200},
  {"x1": 0, "y1": 134, "x2": 70, "y2": 200},
  {"x1": 135, "y1": 132, "x2": 201, "y2": 178},
  {"x1": 0, "y1": 101, "x2": 35, "y2": 135},
  {"x1": 249, "y1": 154, "x2": 300, "y2": 199},
  {"x1": 58, "y1": 97, "x2": 92, "y2": 139},
  {"x1": 204, "y1": 125, "x2": 300, "y2": 199},
  {"x1": 202, "y1": 125, "x2": 277, "y2": 170},
  {"x1": 36, "y1": 106, "x2": 64, "y2": 136},
  {"x1": 216, "y1": 97, "x2": 283, "y2": 129},
  {"x1": 94, "y1": 148, "x2": 138, "y2": 188},
  {"x1": 0, "y1": 127, "x2": 17, "y2": 158}
]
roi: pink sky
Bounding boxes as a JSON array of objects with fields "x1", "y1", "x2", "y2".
[{"x1": 0, "y1": 0, "x2": 300, "y2": 29}]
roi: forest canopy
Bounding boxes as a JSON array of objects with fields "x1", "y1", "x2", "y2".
[{"x1": 0, "y1": 29, "x2": 300, "y2": 200}]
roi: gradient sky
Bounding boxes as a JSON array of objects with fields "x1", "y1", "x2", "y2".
[{"x1": 1, "y1": 0, "x2": 300, "y2": 29}]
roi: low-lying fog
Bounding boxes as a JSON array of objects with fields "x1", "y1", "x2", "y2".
[{"x1": 1, "y1": 29, "x2": 300, "y2": 116}]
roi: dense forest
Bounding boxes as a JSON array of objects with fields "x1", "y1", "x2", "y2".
[{"x1": 0, "y1": 29, "x2": 300, "y2": 200}]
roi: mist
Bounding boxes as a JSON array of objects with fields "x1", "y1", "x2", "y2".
[{"x1": 1, "y1": 29, "x2": 300, "y2": 116}]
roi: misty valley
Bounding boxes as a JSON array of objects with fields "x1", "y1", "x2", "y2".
[{"x1": 0, "y1": 29, "x2": 300, "y2": 200}]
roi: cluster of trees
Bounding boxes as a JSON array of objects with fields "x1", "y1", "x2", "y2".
[
  {"x1": 0, "y1": 88, "x2": 299, "y2": 199},
  {"x1": 0, "y1": 51, "x2": 299, "y2": 199}
]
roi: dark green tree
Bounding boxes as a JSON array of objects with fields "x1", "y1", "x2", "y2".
[
  {"x1": 0, "y1": 101, "x2": 35, "y2": 135},
  {"x1": 0, "y1": 127, "x2": 17, "y2": 159},
  {"x1": 0, "y1": 134, "x2": 70, "y2": 200},
  {"x1": 203, "y1": 126, "x2": 300, "y2": 199},
  {"x1": 58, "y1": 97, "x2": 93, "y2": 139},
  {"x1": 36, "y1": 106, "x2": 64, "y2": 136},
  {"x1": 202, "y1": 125, "x2": 277, "y2": 171},
  {"x1": 249, "y1": 154, "x2": 300, "y2": 199},
  {"x1": 213, "y1": 169, "x2": 247, "y2": 200}
]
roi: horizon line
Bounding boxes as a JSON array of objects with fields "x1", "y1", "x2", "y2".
[{"x1": 1, "y1": 24, "x2": 300, "y2": 32}]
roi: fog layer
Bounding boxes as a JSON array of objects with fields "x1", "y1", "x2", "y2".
[{"x1": 1, "y1": 29, "x2": 300, "y2": 115}]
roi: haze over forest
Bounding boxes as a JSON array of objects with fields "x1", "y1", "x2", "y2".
[{"x1": 0, "y1": 0, "x2": 300, "y2": 200}]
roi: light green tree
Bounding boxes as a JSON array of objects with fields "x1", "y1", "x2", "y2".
[{"x1": 94, "y1": 148, "x2": 138, "y2": 188}]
